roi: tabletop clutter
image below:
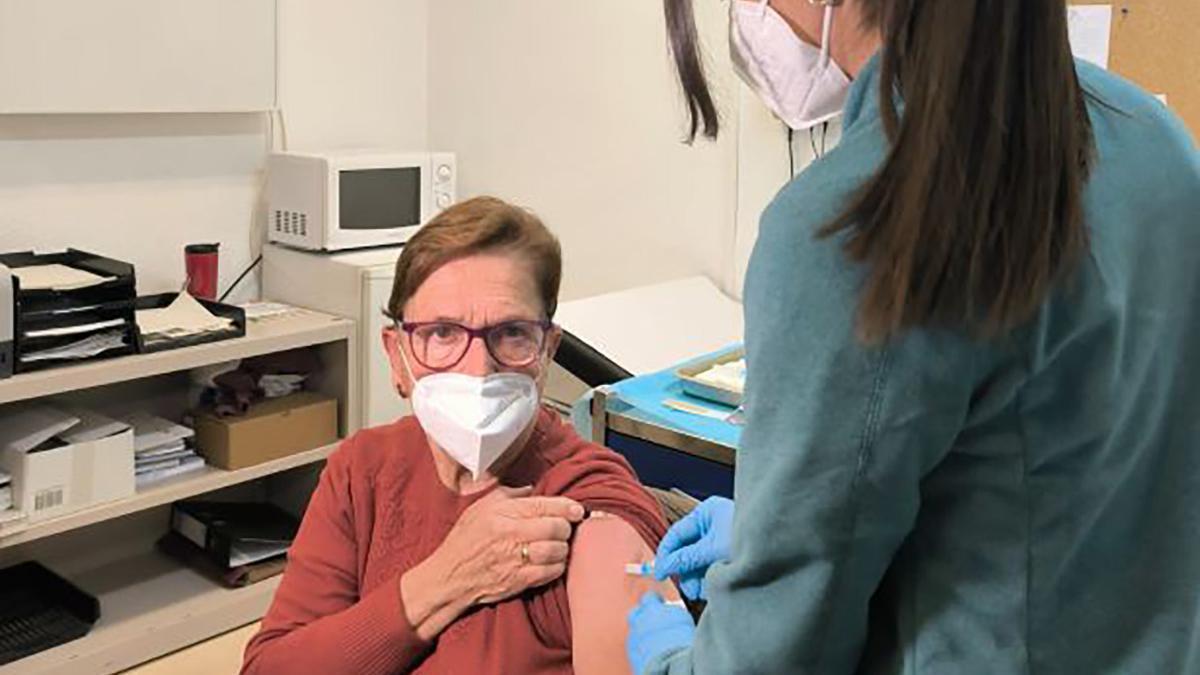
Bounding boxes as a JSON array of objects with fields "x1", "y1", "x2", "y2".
[{"x1": 0, "y1": 248, "x2": 248, "y2": 380}]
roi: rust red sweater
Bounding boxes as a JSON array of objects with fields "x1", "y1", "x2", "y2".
[{"x1": 241, "y1": 408, "x2": 666, "y2": 674}]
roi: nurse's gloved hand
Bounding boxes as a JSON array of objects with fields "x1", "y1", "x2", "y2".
[
  {"x1": 654, "y1": 496, "x2": 734, "y2": 600},
  {"x1": 627, "y1": 592, "x2": 695, "y2": 675}
]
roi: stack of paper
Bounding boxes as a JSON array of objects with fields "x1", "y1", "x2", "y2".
[
  {"x1": 0, "y1": 470, "x2": 11, "y2": 512},
  {"x1": 136, "y1": 292, "x2": 234, "y2": 343},
  {"x1": 11, "y1": 264, "x2": 115, "y2": 291},
  {"x1": 121, "y1": 413, "x2": 207, "y2": 487},
  {"x1": 22, "y1": 330, "x2": 126, "y2": 363}
]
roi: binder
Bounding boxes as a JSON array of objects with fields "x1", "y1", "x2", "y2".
[{"x1": 170, "y1": 500, "x2": 300, "y2": 569}]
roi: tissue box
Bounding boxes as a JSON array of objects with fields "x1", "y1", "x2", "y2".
[
  {"x1": 0, "y1": 429, "x2": 135, "y2": 522},
  {"x1": 193, "y1": 393, "x2": 338, "y2": 470}
]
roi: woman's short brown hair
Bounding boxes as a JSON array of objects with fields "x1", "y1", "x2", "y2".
[{"x1": 384, "y1": 196, "x2": 563, "y2": 322}]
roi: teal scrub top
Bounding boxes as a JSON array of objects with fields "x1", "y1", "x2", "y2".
[{"x1": 651, "y1": 56, "x2": 1200, "y2": 674}]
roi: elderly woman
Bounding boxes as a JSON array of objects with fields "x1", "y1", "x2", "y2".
[{"x1": 242, "y1": 197, "x2": 678, "y2": 674}]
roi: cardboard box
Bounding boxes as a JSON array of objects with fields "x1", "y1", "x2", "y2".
[
  {"x1": 193, "y1": 393, "x2": 338, "y2": 470},
  {"x1": 0, "y1": 428, "x2": 135, "y2": 523}
]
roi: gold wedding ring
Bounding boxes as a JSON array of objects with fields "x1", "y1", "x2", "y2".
[{"x1": 520, "y1": 543, "x2": 531, "y2": 564}]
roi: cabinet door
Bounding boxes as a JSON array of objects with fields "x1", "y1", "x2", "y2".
[
  {"x1": 0, "y1": 0, "x2": 275, "y2": 113},
  {"x1": 365, "y1": 277, "x2": 412, "y2": 427}
]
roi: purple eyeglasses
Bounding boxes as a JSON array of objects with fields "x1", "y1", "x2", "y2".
[{"x1": 398, "y1": 319, "x2": 553, "y2": 371}]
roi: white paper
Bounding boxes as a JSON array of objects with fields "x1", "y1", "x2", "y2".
[
  {"x1": 11, "y1": 264, "x2": 115, "y2": 291},
  {"x1": 25, "y1": 318, "x2": 125, "y2": 339},
  {"x1": 1156, "y1": 94, "x2": 1168, "y2": 106},
  {"x1": 0, "y1": 405, "x2": 81, "y2": 454},
  {"x1": 135, "y1": 441, "x2": 189, "y2": 459},
  {"x1": 136, "y1": 452, "x2": 197, "y2": 473},
  {"x1": 229, "y1": 539, "x2": 290, "y2": 567},
  {"x1": 1068, "y1": 5, "x2": 1113, "y2": 69},
  {"x1": 120, "y1": 412, "x2": 195, "y2": 453},
  {"x1": 57, "y1": 408, "x2": 131, "y2": 445},
  {"x1": 135, "y1": 455, "x2": 205, "y2": 487},
  {"x1": 0, "y1": 486, "x2": 11, "y2": 512},
  {"x1": 240, "y1": 301, "x2": 301, "y2": 321},
  {"x1": 21, "y1": 330, "x2": 125, "y2": 363},
  {"x1": 136, "y1": 292, "x2": 233, "y2": 338},
  {"x1": 0, "y1": 508, "x2": 25, "y2": 525}
]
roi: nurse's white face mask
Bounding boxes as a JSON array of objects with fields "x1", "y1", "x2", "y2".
[
  {"x1": 730, "y1": 0, "x2": 851, "y2": 131},
  {"x1": 401, "y1": 349, "x2": 540, "y2": 480}
]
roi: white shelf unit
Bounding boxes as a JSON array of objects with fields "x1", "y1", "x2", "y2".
[{"x1": 0, "y1": 308, "x2": 358, "y2": 675}]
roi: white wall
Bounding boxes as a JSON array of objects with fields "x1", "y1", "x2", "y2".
[
  {"x1": 0, "y1": 114, "x2": 268, "y2": 298},
  {"x1": 278, "y1": 0, "x2": 427, "y2": 152},
  {"x1": 0, "y1": 0, "x2": 428, "y2": 300},
  {"x1": 0, "y1": 1, "x2": 812, "y2": 307},
  {"x1": 427, "y1": 0, "x2": 741, "y2": 302}
]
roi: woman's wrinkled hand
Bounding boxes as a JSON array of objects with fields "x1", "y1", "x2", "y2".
[
  {"x1": 440, "y1": 485, "x2": 585, "y2": 604},
  {"x1": 402, "y1": 485, "x2": 586, "y2": 638}
]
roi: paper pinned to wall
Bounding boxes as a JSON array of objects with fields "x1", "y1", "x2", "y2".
[{"x1": 1068, "y1": 5, "x2": 1114, "y2": 69}]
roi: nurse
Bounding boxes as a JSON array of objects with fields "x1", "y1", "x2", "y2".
[{"x1": 627, "y1": 1, "x2": 1200, "y2": 673}]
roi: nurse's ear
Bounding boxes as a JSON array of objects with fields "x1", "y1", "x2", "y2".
[{"x1": 381, "y1": 324, "x2": 414, "y2": 399}]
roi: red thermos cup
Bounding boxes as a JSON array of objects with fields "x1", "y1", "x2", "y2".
[{"x1": 185, "y1": 243, "x2": 220, "y2": 300}]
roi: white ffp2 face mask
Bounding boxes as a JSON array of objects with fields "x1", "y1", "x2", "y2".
[
  {"x1": 730, "y1": 0, "x2": 851, "y2": 131},
  {"x1": 411, "y1": 372, "x2": 540, "y2": 480}
]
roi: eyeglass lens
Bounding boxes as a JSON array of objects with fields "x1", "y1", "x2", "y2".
[{"x1": 410, "y1": 321, "x2": 545, "y2": 369}]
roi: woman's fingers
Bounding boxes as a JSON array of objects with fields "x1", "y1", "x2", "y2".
[
  {"x1": 523, "y1": 540, "x2": 570, "y2": 566},
  {"x1": 515, "y1": 515, "x2": 574, "y2": 543},
  {"x1": 519, "y1": 562, "x2": 568, "y2": 589},
  {"x1": 657, "y1": 544, "x2": 712, "y2": 579},
  {"x1": 656, "y1": 509, "x2": 705, "y2": 564},
  {"x1": 505, "y1": 496, "x2": 585, "y2": 522}
]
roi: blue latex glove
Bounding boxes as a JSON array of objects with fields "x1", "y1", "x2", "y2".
[
  {"x1": 627, "y1": 592, "x2": 696, "y2": 675},
  {"x1": 654, "y1": 496, "x2": 734, "y2": 600}
]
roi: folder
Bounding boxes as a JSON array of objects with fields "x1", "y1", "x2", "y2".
[{"x1": 170, "y1": 501, "x2": 300, "y2": 569}]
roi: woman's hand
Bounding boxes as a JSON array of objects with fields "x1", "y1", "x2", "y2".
[
  {"x1": 653, "y1": 496, "x2": 734, "y2": 600},
  {"x1": 400, "y1": 486, "x2": 585, "y2": 640}
]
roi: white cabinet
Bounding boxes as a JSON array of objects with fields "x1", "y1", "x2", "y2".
[
  {"x1": 263, "y1": 244, "x2": 412, "y2": 429},
  {"x1": 0, "y1": 0, "x2": 276, "y2": 113}
]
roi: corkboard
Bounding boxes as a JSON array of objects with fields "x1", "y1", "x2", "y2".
[{"x1": 1071, "y1": 1, "x2": 1200, "y2": 139}]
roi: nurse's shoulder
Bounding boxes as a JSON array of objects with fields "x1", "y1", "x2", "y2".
[
  {"x1": 1077, "y1": 58, "x2": 1196, "y2": 160},
  {"x1": 753, "y1": 116, "x2": 890, "y2": 298}
]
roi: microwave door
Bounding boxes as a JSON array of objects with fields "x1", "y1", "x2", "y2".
[{"x1": 328, "y1": 166, "x2": 425, "y2": 250}]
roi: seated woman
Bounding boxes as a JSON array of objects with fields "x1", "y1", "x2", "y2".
[{"x1": 242, "y1": 196, "x2": 678, "y2": 674}]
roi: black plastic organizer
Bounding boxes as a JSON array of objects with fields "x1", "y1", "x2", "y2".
[
  {"x1": 0, "y1": 249, "x2": 138, "y2": 373},
  {"x1": 134, "y1": 293, "x2": 247, "y2": 354},
  {"x1": 0, "y1": 561, "x2": 100, "y2": 666}
]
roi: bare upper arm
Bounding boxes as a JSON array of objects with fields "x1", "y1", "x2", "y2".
[{"x1": 566, "y1": 513, "x2": 681, "y2": 675}]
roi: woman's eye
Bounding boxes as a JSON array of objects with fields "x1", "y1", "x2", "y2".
[{"x1": 431, "y1": 325, "x2": 458, "y2": 340}]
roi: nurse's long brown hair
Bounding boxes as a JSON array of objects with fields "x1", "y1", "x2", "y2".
[{"x1": 664, "y1": 0, "x2": 1094, "y2": 343}]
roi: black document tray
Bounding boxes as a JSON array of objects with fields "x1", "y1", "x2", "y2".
[
  {"x1": 134, "y1": 293, "x2": 247, "y2": 354},
  {"x1": 0, "y1": 561, "x2": 100, "y2": 666}
]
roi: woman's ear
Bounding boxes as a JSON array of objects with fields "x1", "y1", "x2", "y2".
[
  {"x1": 545, "y1": 324, "x2": 563, "y2": 363},
  {"x1": 381, "y1": 325, "x2": 413, "y2": 398}
]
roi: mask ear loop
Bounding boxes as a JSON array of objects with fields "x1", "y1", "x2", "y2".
[
  {"x1": 396, "y1": 323, "x2": 420, "y2": 391},
  {"x1": 818, "y1": 3, "x2": 835, "y2": 70}
]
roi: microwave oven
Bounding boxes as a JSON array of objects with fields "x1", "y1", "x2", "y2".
[{"x1": 266, "y1": 150, "x2": 456, "y2": 251}]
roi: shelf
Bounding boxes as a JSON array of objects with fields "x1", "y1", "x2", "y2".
[
  {"x1": 0, "y1": 309, "x2": 354, "y2": 406},
  {"x1": 0, "y1": 442, "x2": 338, "y2": 550},
  {"x1": 0, "y1": 549, "x2": 280, "y2": 675}
]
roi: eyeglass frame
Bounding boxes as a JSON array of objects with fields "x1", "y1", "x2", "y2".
[{"x1": 396, "y1": 318, "x2": 556, "y2": 371}]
